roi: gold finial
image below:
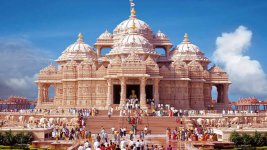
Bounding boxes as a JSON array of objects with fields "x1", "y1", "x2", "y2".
[
  {"x1": 78, "y1": 33, "x2": 83, "y2": 39},
  {"x1": 184, "y1": 33, "x2": 188, "y2": 39},
  {"x1": 131, "y1": 8, "x2": 136, "y2": 16},
  {"x1": 130, "y1": 0, "x2": 136, "y2": 17}
]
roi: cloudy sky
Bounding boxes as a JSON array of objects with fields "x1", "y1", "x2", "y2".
[{"x1": 0, "y1": 0, "x2": 267, "y2": 101}]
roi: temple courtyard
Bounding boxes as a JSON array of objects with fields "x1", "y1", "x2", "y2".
[{"x1": 1, "y1": 108, "x2": 267, "y2": 149}]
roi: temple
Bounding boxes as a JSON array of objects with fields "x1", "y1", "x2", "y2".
[{"x1": 35, "y1": 1, "x2": 231, "y2": 110}]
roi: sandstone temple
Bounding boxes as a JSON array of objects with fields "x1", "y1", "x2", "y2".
[{"x1": 35, "y1": 1, "x2": 231, "y2": 110}]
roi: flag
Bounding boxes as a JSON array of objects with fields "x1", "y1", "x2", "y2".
[{"x1": 131, "y1": 2, "x2": 135, "y2": 7}]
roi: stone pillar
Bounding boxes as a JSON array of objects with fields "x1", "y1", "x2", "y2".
[
  {"x1": 153, "y1": 78, "x2": 160, "y2": 106},
  {"x1": 217, "y1": 85, "x2": 222, "y2": 103},
  {"x1": 165, "y1": 45, "x2": 172, "y2": 59},
  {"x1": 140, "y1": 77, "x2": 147, "y2": 109},
  {"x1": 37, "y1": 83, "x2": 43, "y2": 105},
  {"x1": 106, "y1": 79, "x2": 113, "y2": 107},
  {"x1": 96, "y1": 46, "x2": 101, "y2": 58},
  {"x1": 43, "y1": 84, "x2": 49, "y2": 102},
  {"x1": 119, "y1": 77, "x2": 126, "y2": 108},
  {"x1": 223, "y1": 84, "x2": 229, "y2": 104}
]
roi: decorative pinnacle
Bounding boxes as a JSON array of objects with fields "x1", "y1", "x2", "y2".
[
  {"x1": 78, "y1": 33, "x2": 83, "y2": 39},
  {"x1": 130, "y1": 0, "x2": 136, "y2": 18},
  {"x1": 184, "y1": 33, "x2": 188, "y2": 39},
  {"x1": 131, "y1": 8, "x2": 136, "y2": 16},
  {"x1": 183, "y1": 33, "x2": 189, "y2": 42}
]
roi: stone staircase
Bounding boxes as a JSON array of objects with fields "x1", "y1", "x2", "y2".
[{"x1": 85, "y1": 116, "x2": 179, "y2": 134}]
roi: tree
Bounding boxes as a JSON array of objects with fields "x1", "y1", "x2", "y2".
[
  {"x1": 242, "y1": 133, "x2": 252, "y2": 146},
  {"x1": 4, "y1": 130, "x2": 16, "y2": 148},
  {"x1": 262, "y1": 132, "x2": 267, "y2": 146},
  {"x1": 0, "y1": 132, "x2": 4, "y2": 145},
  {"x1": 229, "y1": 131, "x2": 243, "y2": 146},
  {"x1": 22, "y1": 132, "x2": 33, "y2": 144},
  {"x1": 252, "y1": 131, "x2": 264, "y2": 147},
  {"x1": 14, "y1": 132, "x2": 24, "y2": 145}
]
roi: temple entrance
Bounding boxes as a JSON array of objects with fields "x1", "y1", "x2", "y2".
[
  {"x1": 126, "y1": 85, "x2": 140, "y2": 99},
  {"x1": 146, "y1": 85, "x2": 153, "y2": 100},
  {"x1": 48, "y1": 85, "x2": 55, "y2": 102},
  {"x1": 113, "y1": 85, "x2": 121, "y2": 104},
  {"x1": 212, "y1": 84, "x2": 224, "y2": 103}
]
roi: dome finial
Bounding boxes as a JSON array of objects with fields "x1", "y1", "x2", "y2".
[
  {"x1": 183, "y1": 33, "x2": 189, "y2": 42},
  {"x1": 77, "y1": 33, "x2": 84, "y2": 43},
  {"x1": 130, "y1": 0, "x2": 136, "y2": 18},
  {"x1": 184, "y1": 33, "x2": 188, "y2": 39},
  {"x1": 78, "y1": 33, "x2": 83, "y2": 39}
]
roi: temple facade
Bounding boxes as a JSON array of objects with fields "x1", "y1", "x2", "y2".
[{"x1": 35, "y1": 1, "x2": 231, "y2": 110}]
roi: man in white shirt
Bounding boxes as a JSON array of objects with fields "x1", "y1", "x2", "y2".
[
  {"x1": 129, "y1": 139, "x2": 135, "y2": 147},
  {"x1": 78, "y1": 144, "x2": 84, "y2": 150},
  {"x1": 93, "y1": 140, "x2": 100, "y2": 150},
  {"x1": 85, "y1": 145, "x2": 92, "y2": 150},
  {"x1": 120, "y1": 139, "x2": 126, "y2": 149},
  {"x1": 84, "y1": 140, "x2": 89, "y2": 149},
  {"x1": 140, "y1": 140, "x2": 145, "y2": 149},
  {"x1": 135, "y1": 140, "x2": 140, "y2": 150}
]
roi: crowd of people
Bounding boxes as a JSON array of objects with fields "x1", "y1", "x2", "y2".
[
  {"x1": 0, "y1": 108, "x2": 99, "y2": 117},
  {"x1": 76, "y1": 126, "x2": 171, "y2": 150},
  {"x1": 0, "y1": 99, "x2": 225, "y2": 150},
  {"x1": 166, "y1": 126, "x2": 217, "y2": 142}
]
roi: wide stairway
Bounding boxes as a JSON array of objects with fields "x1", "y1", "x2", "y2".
[{"x1": 85, "y1": 115, "x2": 179, "y2": 134}]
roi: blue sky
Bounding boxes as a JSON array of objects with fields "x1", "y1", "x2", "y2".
[{"x1": 0, "y1": 0, "x2": 267, "y2": 101}]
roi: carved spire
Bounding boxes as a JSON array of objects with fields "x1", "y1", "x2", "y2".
[
  {"x1": 77, "y1": 32, "x2": 84, "y2": 43},
  {"x1": 130, "y1": 0, "x2": 136, "y2": 18},
  {"x1": 183, "y1": 33, "x2": 189, "y2": 42}
]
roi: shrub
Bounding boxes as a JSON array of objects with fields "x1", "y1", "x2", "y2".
[
  {"x1": 14, "y1": 132, "x2": 24, "y2": 145},
  {"x1": 242, "y1": 133, "x2": 252, "y2": 146},
  {"x1": 0, "y1": 132, "x2": 4, "y2": 145},
  {"x1": 262, "y1": 132, "x2": 267, "y2": 146},
  {"x1": 23, "y1": 132, "x2": 34, "y2": 144},
  {"x1": 230, "y1": 131, "x2": 243, "y2": 146},
  {"x1": 251, "y1": 131, "x2": 264, "y2": 147},
  {"x1": 3, "y1": 130, "x2": 16, "y2": 147},
  {"x1": 0, "y1": 131, "x2": 33, "y2": 147}
]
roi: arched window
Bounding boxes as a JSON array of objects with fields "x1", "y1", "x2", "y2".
[
  {"x1": 48, "y1": 85, "x2": 55, "y2": 102},
  {"x1": 101, "y1": 47, "x2": 111, "y2": 56},
  {"x1": 155, "y1": 48, "x2": 166, "y2": 56},
  {"x1": 212, "y1": 85, "x2": 223, "y2": 103}
]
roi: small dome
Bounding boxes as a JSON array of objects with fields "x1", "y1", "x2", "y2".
[
  {"x1": 57, "y1": 33, "x2": 97, "y2": 62},
  {"x1": 155, "y1": 30, "x2": 167, "y2": 39},
  {"x1": 175, "y1": 33, "x2": 201, "y2": 53},
  {"x1": 98, "y1": 30, "x2": 112, "y2": 39},
  {"x1": 170, "y1": 33, "x2": 209, "y2": 62}
]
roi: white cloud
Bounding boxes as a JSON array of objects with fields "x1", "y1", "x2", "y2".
[
  {"x1": 0, "y1": 38, "x2": 55, "y2": 99},
  {"x1": 4, "y1": 74, "x2": 38, "y2": 91},
  {"x1": 213, "y1": 26, "x2": 267, "y2": 99}
]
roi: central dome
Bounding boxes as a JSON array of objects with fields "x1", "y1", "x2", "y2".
[
  {"x1": 113, "y1": 8, "x2": 153, "y2": 41},
  {"x1": 109, "y1": 33, "x2": 155, "y2": 55}
]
